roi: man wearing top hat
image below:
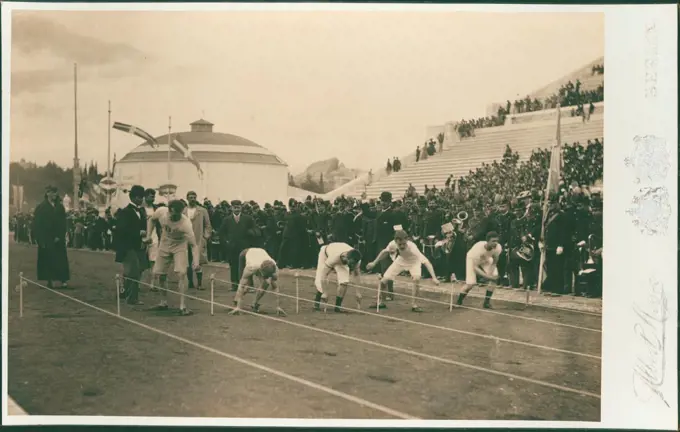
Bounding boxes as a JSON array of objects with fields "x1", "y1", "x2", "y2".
[
  {"x1": 373, "y1": 191, "x2": 402, "y2": 299},
  {"x1": 219, "y1": 200, "x2": 258, "y2": 289},
  {"x1": 114, "y1": 185, "x2": 148, "y2": 305}
]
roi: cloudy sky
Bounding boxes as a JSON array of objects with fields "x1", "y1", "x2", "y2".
[{"x1": 9, "y1": 8, "x2": 603, "y2": 174}]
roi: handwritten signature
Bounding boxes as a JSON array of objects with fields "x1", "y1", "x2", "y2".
[{"x1": 632, "y1": 278, "x2": 670, "y2": 408}]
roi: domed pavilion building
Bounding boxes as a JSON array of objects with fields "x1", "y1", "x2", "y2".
[{"x1": 113, "y1": 119, "x2": 289, "y2": 204}]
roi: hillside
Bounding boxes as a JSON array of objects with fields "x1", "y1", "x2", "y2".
[{"x1": 292, "y1": 158, "x2": 364, "y2": 194}]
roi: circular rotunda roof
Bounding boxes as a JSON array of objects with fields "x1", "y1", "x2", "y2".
[{"x1": 118, "y1": 121, "x2": 287, "y2": 167}]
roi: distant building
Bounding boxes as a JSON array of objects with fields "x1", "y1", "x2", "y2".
[{"x1": 113, "y1": 119, "x2": 289, "y2": 205}]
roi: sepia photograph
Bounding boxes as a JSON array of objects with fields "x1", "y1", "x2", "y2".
[{"x1": 1, "y1": 3, "x2": 676, "y2": 428}]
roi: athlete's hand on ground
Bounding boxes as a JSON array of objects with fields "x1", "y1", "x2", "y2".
[
  {"x1": 366, "y1": 262, "x2": 375, "y2": 271},
  {"x1": 192, "y1": 263, "x2": 200, "y2": 270},
  {"x1": 432, "y1": 279, "x2": 440, "y2": 286},
  {"x1": 276, "y1": 307, "x2": 287, "y2": 317}
]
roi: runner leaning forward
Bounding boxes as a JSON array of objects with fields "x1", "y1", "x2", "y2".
[
  {"x1": 229, "y1": 247, "x2": 285, "y2": 316},
  {"x1": 145, "y1": 199, "x2": 200, "y2": 316}
]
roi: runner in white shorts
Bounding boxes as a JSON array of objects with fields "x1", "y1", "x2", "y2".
[
  {"x1": 366, "y1": 230, "x2": 438, "y2": 312},
  {"x1": 314, "y1": 242, "x2": 363, "y2": 313},
  {"x1": 229, "y1": 247, "x2": 285, "y2": 316},
  {"x1": 456, "y1": 231, "x2": 502, "y2": 309},
  {"x1": 146, "y1": 199, "x2": 199, "y2": 316}
]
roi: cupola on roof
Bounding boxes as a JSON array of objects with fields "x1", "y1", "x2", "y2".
[{"x1": 118, "y1": 120, "x2": 287, "y2": 166}]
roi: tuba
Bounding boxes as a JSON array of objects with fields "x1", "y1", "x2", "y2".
[{"x1": 513, "y1": 234, "x2": 535, "y2": 262}]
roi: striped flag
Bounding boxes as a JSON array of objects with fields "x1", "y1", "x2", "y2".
[
  {"x1": 112, "y1": 122, "x2": 158, "y2": 147},
  {"x1": 537, "y1": 105, "x2": 563, "y2": 295},
  {"x1": 12, "y1": 185, "x2": 24, "y2": 211},
  {"x1": 545, "y1": 106, "x2": 563, "y2": 199},
  {"x1": 170, "y1": 134, "x2": 204, "y2": 178}
]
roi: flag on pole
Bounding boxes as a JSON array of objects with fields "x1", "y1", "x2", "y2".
[
  {"x1": 170, "y1": 134, "x2": 204, "y2": 178},
  {"x1": 112, "y1": 122, "x2": 158, "y2": 147},
  {"x1": 12, "y1": 185, "x2": 24, "y2": 211},
  {"x1": 545, "y1": 106, "x2": 563, "y2": 201},
  {"x1": 537, "y1": 105, "x2": 563, "y2": 295}
]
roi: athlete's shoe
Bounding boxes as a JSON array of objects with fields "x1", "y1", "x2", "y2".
[
  {"x1": 179, "y1": 308, "x2": 194, "y2": 316},
  {"x1": 369, "y1": 303, "x2": 387, "y2": 310},
  {"x1": 411, "y1": 306, "x2": 424, "y2": 313}
]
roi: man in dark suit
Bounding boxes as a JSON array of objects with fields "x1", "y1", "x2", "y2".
[
  {"x1": 543, "y1": 197, "x2": 570, "y2": 295},
  {"x1": 278, "y1": 199, "x2": 306, "y2": 269},
  {"x1": 114, "y1": 185, "x2": 148, "y2": 305},
  {"x1": 219, "y1": 200, "x2": 258, "y2": 290},
  {"x1": 373, "y1": 192, "x2": 400, "y2": 299}
]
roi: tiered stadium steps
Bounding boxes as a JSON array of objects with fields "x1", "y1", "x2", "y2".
[
  {"x1": 529, "y1": 56, "x2": 604, "y2": 101},
  {"x1": 358, "y1": 115, "x2": 603, "y2": 200}
]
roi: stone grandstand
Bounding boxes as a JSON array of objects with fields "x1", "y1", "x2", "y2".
[{"x1": 330, "y1": 58, "x2": 604, "y2": 201}]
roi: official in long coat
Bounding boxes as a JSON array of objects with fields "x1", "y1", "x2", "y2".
[
  {"x1": 34, "y1": 186, "x2": 70, "y2": 288},
  {"x1": 184, "y1": 191, "x2": 212, "y2": 290}
]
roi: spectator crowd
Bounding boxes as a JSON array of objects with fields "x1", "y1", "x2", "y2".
[
  {"x1": 13, "y1": 136, "x2": 603, "y2": 299},
  {"x1": 452, "y1": 78, "x2": 604, "y2": 139}
]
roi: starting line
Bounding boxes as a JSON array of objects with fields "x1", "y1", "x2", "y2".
[
  {"x1": 14, "y1": 277, "x2": 419, "y2": 420},
  {"x1": 15, "y1": 274, "x2": 600, "y2": 400}
]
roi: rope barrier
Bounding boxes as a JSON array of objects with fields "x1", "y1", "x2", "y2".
[
  {"x1": 308, "y1": 273, "x2": 603, "y2": 318},
  {"x1": 124, "y1": 275, "x2": 601, "y2": 398},
  {"x1": 209, "y1": 276, "x2": 600, "y2": 361},
  {"x1": 303, "y1": 275, "x2": 601, "y2": 332},
  {"x1": 16, "y1": 277, "x2": 420, "y2": 420},
  {"x1": 19, "y1": 244, "x2": 602, "y2": 317}
]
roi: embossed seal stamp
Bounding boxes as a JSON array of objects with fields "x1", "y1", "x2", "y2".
[
  {"x1": 627, "y1": 187, "x2": 672, "y2": 236},
  {"x1": 624, "y1": 135, "x2": 670, "y2": 184}
]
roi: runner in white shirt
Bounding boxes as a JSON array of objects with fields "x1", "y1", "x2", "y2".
[
  {"x1": 146, "y1": 199, "x2": 199, "y2": 316},
  {"x1": 229, "y1": 247, "x2": 285, "y2": 316},
  {"x1": 143, "y1": 188, "x2": 160, "y2": 292},
  {"x1": 366, "y1": 230, "x2": 439, "y2": 312},
  {"x1": 456, "y1": 231, "x2": 502, "y2": 309},
  {"x1": 314, "y1": 242, "x2": 363, "y2": 313}
]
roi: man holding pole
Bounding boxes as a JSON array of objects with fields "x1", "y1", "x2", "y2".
[{"x1": 184, "y1": 191, "x2": 212, "y2": 290}]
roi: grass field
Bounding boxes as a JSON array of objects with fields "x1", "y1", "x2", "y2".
[{"x1": 7, "y1": 242, "x2": 602, "y2": 420}]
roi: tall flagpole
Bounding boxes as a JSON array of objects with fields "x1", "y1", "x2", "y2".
[
  {"x1": 73, "y1": 63, "x2": 81, "y2": 211},
  {"x1": 106, "y1": 100, "x2": 112, "y2": 208},
  {"x1": 167, "y1": 116, "x2": 172, "y2": 182},
  {"x1": 536, "y1": 104, "x2": 561, "y2": 295}
]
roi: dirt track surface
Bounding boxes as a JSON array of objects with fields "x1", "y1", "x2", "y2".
[{"x1": 7, "y1": 243, "x2": 602, "y2": 420}]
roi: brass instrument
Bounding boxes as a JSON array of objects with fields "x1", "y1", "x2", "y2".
[
  {"x1": 512, "y1": 234, "x2": 535, "y2": 262},
  {"x1": 452, "y1": 210, "x2": 468, "y2": 227}
]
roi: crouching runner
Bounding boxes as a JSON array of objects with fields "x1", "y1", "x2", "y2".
[
  {"x1": 146, "y1": 199, "x2": 200, "y2": 316},
  {"x1": 229, "y1": 247, "x2": 285, "y2": 316},
  {"x1": 456, "y1": 231, "x2": 502, "y2": 309},
  {"x1": 366, "y1": 230, "x2": 439, "y2": 312},
  {"x1": 314, "y1": 242, "x2": 363, "y2": 313}
]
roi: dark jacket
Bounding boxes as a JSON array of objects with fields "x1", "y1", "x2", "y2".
[
  {"x1": 114, "y1": 204, "x2": 148, "y2": 263},
  {"x1": 544, "y1": 210, "x2": 569, "y2": 251},
  {"x1": 219, "y1": 213, "x2": 258, "y2": 253},
  {"x1": 33, "y1": 199, "x2": 67, "y2": 247}
]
